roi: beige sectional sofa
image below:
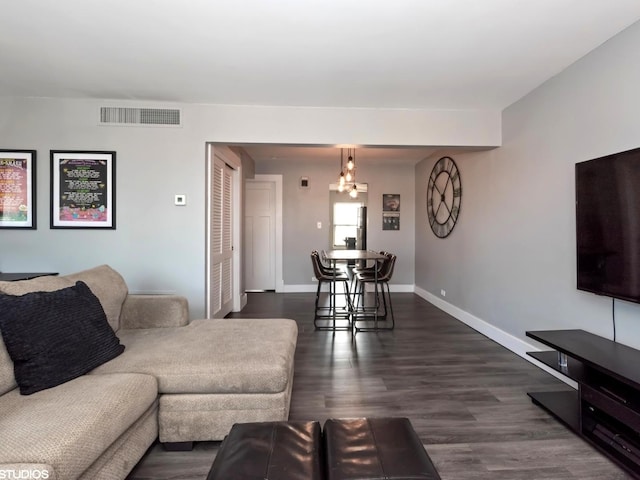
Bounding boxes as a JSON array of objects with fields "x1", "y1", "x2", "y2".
[{"x1": 0, "y1": 265, "x2": 298, "y2": 480}]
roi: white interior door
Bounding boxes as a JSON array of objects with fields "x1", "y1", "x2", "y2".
[
  {"x1": 245, "y1": 180, "x2": 276, "y2": 291},
  {"x1": 209, "y1": 155, "x2": 234, "y2": 318}
]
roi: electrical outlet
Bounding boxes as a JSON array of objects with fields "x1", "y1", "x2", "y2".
[
  {"x1": 440, "y1": 289, "x2": 446, "y2": 297},
  {"x1": 317, "y1": 222, "x2": 322, "y2": 229}
]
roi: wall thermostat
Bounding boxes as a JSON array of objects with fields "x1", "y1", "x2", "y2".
[{"x1": 300, "y1": 176, "x2": 310, "y2": 189}]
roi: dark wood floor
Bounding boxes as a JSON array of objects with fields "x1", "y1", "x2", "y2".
[{"x1": 128, "y1": 292, "x2": 630, "y2": 480}]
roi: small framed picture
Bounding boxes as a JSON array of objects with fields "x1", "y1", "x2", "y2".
[
  {"x1": 383, "y1": 194, "x2": 400, "y2": 211},
  {"x1": 50, "y1": 150, "x2": 116, "y2": 229},
  {"x1": 383, "y1": 194, "x2": 400, "y2": 230},
  {"x1": 0, "y1": 149, "x2": 37, "y2": 229}
]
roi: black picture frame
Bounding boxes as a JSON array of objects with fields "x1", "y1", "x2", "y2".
[
  {"x1": 382, "y1": 193, "x2": 400, "y2": 231},
  {"x1": 50, "y1": 150, "x2": 116, "y2": 229},
  {"x1": 0, "y1": 149, "x2": 37, "y2": 229}
]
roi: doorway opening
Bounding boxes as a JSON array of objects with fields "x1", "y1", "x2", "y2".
[{"x1": 329, "y1": 183, "x2": 368, "y2": 250}]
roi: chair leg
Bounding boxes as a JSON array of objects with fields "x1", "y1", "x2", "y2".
[
  {"x1": 379, "y1": 281, "x2": 388, "y2": 318},
  {"x1": 313, "y1": 280, "x2": 322, "y2": 327},
  {"x1": 330, "y1": 278, "x2": 335, "y2": 329},
  {"x1": 384, "y1": 281, "x2": 394, "y2": 328},
  {"x1": 356, "y1": 281, "x2": 364, "y2": 312},
  {"x1": 343, "y1": 279, "x2": 352, "y2": 311},
  {"x1": 353, "y1": 281, "x2": 395, "y2": 332},
  {"x1": 314, "y1": 278, "x2": 351, "y2": 331}
]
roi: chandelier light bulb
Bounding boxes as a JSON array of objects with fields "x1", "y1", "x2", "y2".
[
  {"x1": 337, "y1": 147, "x2": 361, "y2": 195},
  {"x1": 347, "y1": 157, "x2": 354, "y2": 170}
]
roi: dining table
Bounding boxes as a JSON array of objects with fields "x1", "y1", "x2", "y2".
[{"x1": 323, "y1": 249, "x2": 387, "y2": 332}]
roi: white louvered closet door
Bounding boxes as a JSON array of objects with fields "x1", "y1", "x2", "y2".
[{"x1": 209, "y1": 155, "x2": 234, "y2": 318}]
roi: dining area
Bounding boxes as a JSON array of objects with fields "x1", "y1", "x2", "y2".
[{"x1": 310, "y1": 249, "x2": 397, "y2": 333}]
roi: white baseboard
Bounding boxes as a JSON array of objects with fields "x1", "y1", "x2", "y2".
[
  {"x1": 240, "y1": 292, "x2": 248, "y2": 310},
  {"x1": 283, "y1": 284, "x2": 318, "y2": 293},
  {"x1": 414, "y1": 286, "x2": 577, "y2": 389},
  {"x1": 388, "y1": 284, "x2": 415, "y2": 293}
]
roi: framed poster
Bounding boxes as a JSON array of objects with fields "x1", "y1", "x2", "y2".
[
  {"x1": 50, "y1": 150, "x2": 116, "y2": 229},
  {"x1": 382, "y1": 193, "x2": 400, "y2": 230},
  {"x1": 0, "y1": 149, "x2": 36, "y2": 229}
]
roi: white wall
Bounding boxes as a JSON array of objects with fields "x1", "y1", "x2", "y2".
[
  {"x1": 415, "y1": 21, "x2": 640, "y2": 350},
  {"x1": 0, "y1": 98, "x2": 498, "y2": 318},
  {"x1": 0, "y1": 99, "x2": 211, "y2": 316},
  {"x1": 255, "y1": 157, "x2": 417, "y2": 289}
]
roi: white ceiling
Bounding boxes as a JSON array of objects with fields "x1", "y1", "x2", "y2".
[
  {"x1": 2, "y1": 0, "x2": 639, "y2": 110},
  {"x1": 2, "y1": 0, "x2": 639, "y2": 162}
]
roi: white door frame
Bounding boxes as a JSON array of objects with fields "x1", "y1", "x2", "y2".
[
  {"x1": 252, "y1": 174, "x2": 283, "y2": 292},
  {"x1": 206, "y1": 144, "x2": 243, "y2": 317}
]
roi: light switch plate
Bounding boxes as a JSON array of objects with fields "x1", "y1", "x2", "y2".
[{"x1": 174, "y1": 194, "x2": 187, "y2": 206}]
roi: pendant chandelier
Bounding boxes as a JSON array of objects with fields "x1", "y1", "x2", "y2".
[{"x1": 338, "y1": 147, "x2": 358, "y2": 198}]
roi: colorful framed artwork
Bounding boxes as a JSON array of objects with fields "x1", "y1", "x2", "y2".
[
  {"x1": 50, "y1": 150, "x2": 116, "y2": 229},
  {"x1": 0, "y1": 149, "x2": 37, "y2": 229}
]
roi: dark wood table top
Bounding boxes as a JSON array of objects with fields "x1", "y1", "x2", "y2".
[{"x1": 324, "y1": 250, "x2": 386, "y2": 261}]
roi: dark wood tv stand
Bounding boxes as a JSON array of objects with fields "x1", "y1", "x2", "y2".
[{"x1": 527, "y1": 329, "x2": 640, "y2": 478}]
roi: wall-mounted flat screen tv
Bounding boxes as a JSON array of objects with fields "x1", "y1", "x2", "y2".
[{"x1": 576, "y1": 146, "x2": 640, "y2": 303}]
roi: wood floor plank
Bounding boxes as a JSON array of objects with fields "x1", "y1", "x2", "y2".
[{"x1": 127, "y1": 292, "x2": 631, "y2": 480}]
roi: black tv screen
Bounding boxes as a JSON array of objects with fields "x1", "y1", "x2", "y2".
[{"x1": 576, "y1": 146, "x2": 640, "y2": 303}]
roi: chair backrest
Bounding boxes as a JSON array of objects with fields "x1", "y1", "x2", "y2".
[
  {"x1": 310, "y1": 252, "x2": 327, "y2": 280},
  {"x1": 379, "y1": 254, "x2": 397, "y2": 282},
  {"x1": 319, "y1": 250, "x2": 335, "y2": 270}
]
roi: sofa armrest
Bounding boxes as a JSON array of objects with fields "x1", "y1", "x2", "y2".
[{"x1": 119, "y1": 295, "x2": 189, "y2": 329}]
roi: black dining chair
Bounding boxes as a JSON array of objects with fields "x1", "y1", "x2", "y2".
[
  {"x1": 350, "y1": 251, "x2": 386, "y2": 296},
  {"x1": 310, "y1": 251, "x2": 351, "y2": 330},
  {"x1": 313, "y1": 250, "x2": 346, "y2": 276},
  {"x1": 352, "y1": 253, "x2": 396, "y2": 331}
]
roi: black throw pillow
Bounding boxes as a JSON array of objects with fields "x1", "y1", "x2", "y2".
[{"x1": 0, "y1": 281, "x2": 124, "y2": 395}]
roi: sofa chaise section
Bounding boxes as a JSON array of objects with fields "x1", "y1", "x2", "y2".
[
  {"x1": 0, "y1": 373, "x2": 158, "y2": 480},
  {"x1": 93, "y1": 317, "x2": 298, "y2": 443}
]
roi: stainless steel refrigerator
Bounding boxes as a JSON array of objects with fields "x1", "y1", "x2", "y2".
[{"x1": 356, "y1": 206, "x2": 367, "y2": 250}]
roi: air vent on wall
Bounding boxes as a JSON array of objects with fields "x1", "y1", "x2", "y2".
[{"x1": 99, "y1": 107, "x2": 182, "y2": 127}]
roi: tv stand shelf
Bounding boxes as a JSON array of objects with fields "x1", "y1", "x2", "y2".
[{"x1": 527, "y1": 329, "x2": 640, "y2": 479}]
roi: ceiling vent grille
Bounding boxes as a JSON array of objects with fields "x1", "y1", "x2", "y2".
[{"x1": 99, "y1": 107, "x2": 182, "y2": 127}]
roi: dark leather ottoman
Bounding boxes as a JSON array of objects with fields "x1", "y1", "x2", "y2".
[
  {"x1": 207, "y1": 417, "x2": 440, "y2": 480},
  {"x1": 324, "y1": 418, "x2": 441, "y2": 480},
  {"x1": 206, "y1": 420, "x2": 323, "y2": 480}
]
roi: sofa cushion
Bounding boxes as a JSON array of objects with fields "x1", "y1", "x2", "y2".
[
  {"x1": 0, "y1": 281, "x2": 125, "y2": 395},
  {"x1": 92, "y1": 318, "x2": 298, "y2": 395},
  {"x1": 64, "y1": 264, "x2": 129, "y2": 331},
  {"x1": 0, "y1": 373, "x2": 157, "y2": 480}
]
